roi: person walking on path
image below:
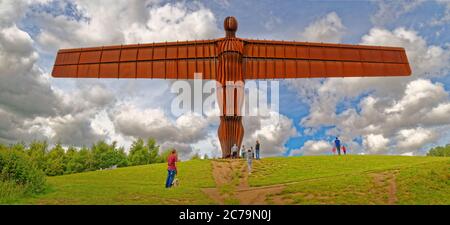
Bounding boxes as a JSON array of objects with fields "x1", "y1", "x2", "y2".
[
  {"x1": 165, "y1": 149, "x2": 178, "y2": 188},
  {"x1": 246, "y1": 149, "x2": 253, "y2": 174},
  {"x1": 240, "y1": 144, "x2": 246, "y2": 158},
  {"x1": 255, "y1": 140, "x2": 261, "y2": 160},
  {"x1": 231, "y1": 143, "x2": 238, "y2": 159},
  {"x1": 334, "y1": 137, "x2": 341, "y2": 156}
]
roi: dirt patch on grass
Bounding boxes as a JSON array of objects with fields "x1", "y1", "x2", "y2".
[
  {"x1": 202, "y1": 159, "x2": 286, "y2": 205},
  {"x1": 370, "y1": 170, "x2": 398, "y2": 204},
  {"x1": 202, "y1": 188, "x2": 225, "y2": 205},
  {"x1": 211, "y1": 160, "x2": 233, "y2": 186},
  {"x1": 201, "y1": 160, "x2": 235, "y2": 205},
  {"x1": 236, "y1": 186, "x2": 285, "y2": 204}
]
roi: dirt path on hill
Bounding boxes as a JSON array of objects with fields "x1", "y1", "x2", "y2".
[
  {"x1": 202, "y1": 159, "x2": 285, "y2": 204},
  {"x1": 202, "y1": 160, "x2": 401, "y2": 205},
  {"x1": 370, "y1": 170, "x2": 398, "y2": 204}
]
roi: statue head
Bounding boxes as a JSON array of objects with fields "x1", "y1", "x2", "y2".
[{"x1": 224, "y1": 16, "x2": 238, "y2": 37}]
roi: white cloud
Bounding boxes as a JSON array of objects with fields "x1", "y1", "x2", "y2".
[
  {"x1": 242, "y1": 111, "x2": 297, "y2": 157},
  {"x1": 400, "y1": 152, "x2": 415, "y2": 156},
  {"x1": 290, "y1": 140, "x2": 332, "y2": 156},
  {"x1": 0, "y1": 0, "x2": 51, "y2": 26},
  {"x1": 385, "y1": 79, "x2": 447, "y2": 114},
  {"x1": 33, "y1": 1, "x2": 221, "y2": 53},
  {"x1": 363, "y1": 134, "x2": 390, "y2": 154},
  {"x1": 299, "y1": 12, "x2": 346, "y2": 43},
  {"x1": 112, "y1": 103, "x2": 209, "y2": 144},
  {"x1": 123, "y1": 2, "x2": 220, "y2": 44},
  {"x1": 396, "y1": 127, "x2": 437, "y2": 151},
  {"x1": 371, "y1": 0, "x2": 425, "y2": 26},
  {"x1": 425, "y1": 103, "x2": 450, "y2": 124}
]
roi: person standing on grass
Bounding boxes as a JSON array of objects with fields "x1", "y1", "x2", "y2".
[
  {"x1": 246, "y1": 149, "x2": 253, "y2": 174},
  {"x1": 334, "y1": 137, "x2": 341, "y2": 155},
  {"x1": 240, "y1": 144, "x2": 246, "y2": 158},
  {"x1": 165, "y1": 149, "x2": 178, "y2": 188},
  {"x1": 231, "y1": 143, "x2": 238, "y2": 159},
  {"x1": 343, "y1": 145, "x2": 347, "y2": 155},
  {"x1": 255, "y1": 140, "x2": 261, "y2": 160}
]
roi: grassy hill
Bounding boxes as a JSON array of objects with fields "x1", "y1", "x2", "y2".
[
  {"x1": 250, "y1": 156, "x2": 449, "y2": 204},
  {"x1": 5, "y1": 155, "x2": 450, "y2": 205}
]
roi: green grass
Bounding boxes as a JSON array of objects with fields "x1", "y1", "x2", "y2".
[
  {"x1": 14, "y1": 159, "x2": 215, "y2": 205},
  {"x1": 249, "y1": 155, "x2": 448, "y2": 186},
  {"x1": 2, "y1": 155, "x2": 449, "y2": 205},
  {"x1": 251, "y1": 155, "x2": 450, "y2": 205},
  {"x1": 395, "y1": 160, "x2": 450, "y2": 204},
  {"x1": 0, "y1": 180, "x2": 28, "y2": 204}
]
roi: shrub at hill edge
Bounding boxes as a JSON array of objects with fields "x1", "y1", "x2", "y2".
[{"x1": 0, "y1": 147, "x2": 47, "y2": 201}]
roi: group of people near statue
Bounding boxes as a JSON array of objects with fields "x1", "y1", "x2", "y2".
[
  {"x1": 164, "y1": 140, "x2": 262, "y2": 188},
  {"x1": 165, "y1": 137, "x2": 349, "y2": 188},
  {"x1": 230, "y1": 140, "x2": 261, "y2": 159},
  {"x1": 230, "y1": 140, "x2": 260, "y2": 174}
]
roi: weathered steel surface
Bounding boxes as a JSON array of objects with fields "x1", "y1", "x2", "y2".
[
  {"x1": 52, "y1": 40, "x2": 219, "y2": 79},
  {"x1": 216, "y1": 21, "x2": 245, "y2": 157},
  {"x1": 242, "y1": 39, "x2": 410, "y2": 79},
  {"x1": 51, "y1": 16, "x2": 412, "y2": 158}
]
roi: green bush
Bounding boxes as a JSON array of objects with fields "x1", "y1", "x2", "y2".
[
  {"x1": 427, "y1": 145, "x2": 450, "y2": 157},
  {"x1": 0, "y1": 180, "x2": 26, "y2": 203},
  {"x1": 0, "y1": 148, "x2": 46, "y2": 194}
]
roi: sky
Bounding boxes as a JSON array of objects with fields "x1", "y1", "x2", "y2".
[{"x1": 1, "y1": 0, "x2": 450, "y2": 159}]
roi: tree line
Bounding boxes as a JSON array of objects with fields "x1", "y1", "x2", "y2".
[
  {"x1": 1, "y1": 138, "x2": 171, "y2": 177},
  {"x1": 0, "y1": 138, "x2": 193, "y2": 201},
  {"x1": 427, "y1": 144, "x2": 450, "y2": 157}
]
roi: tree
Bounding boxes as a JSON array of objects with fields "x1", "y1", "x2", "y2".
[
  {"x1": 27, "y1": 140, "x2": 48, "y2": 171},
  {"x1": 65, "y1": 146, "x2": 88, "y2": 174},
  {"x1": 113, "y1": 146, "x2": 129, "y2": 167},
  {"x1": 147, "y1": 138, "x2": 160, "y2": 164},
  {"x1": 427, "y1": 145, "x2": 450, "y2": 157},
  {"x1": 45, "y1": 143, "x2": 66, "y2": 176},
  {"x1": 128, "y1": 138, "x2": 150, "y2": 166},
  {"x1": 91, "y1": 140, "x2": 125, "y2": 169},
  {"x1": 0, "y1": 147, "x2": 46, "y2": 194},
  {"x1": 78, "y1": 146, "x2": 94, "y2": 172}
]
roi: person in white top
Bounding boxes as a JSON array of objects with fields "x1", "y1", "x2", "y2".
[
  {"x1": 246, "y1": 149, "x2": 253, "y2": 174},
  {"x1": 240, "y1": 145, "x2": 246, "y2": 158},
  {"x1": 231, "y1": 144, "x2": 238, "y2": 159}
]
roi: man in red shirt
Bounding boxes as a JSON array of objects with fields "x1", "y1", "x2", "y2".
[{"x1": 165, "y1": 149, "x2": 178, "y2": 188}]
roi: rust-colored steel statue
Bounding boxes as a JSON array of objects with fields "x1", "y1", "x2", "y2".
[{"x1": 52, "y1": 16, "x2": 411, "y2": 158}]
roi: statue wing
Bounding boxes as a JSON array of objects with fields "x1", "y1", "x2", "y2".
[
  {"x1": 52, "y1": 40, "x2": 219, "y2": 80},
  {"x1": 242, "y1": 39, "x2": 411, "y2": 80}
]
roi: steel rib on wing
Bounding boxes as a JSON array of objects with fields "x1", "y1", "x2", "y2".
[
  {"x1": 52, "y1": 40, "x2": 218, "y2": 79},
  {"x1": 242, "y1": 39, "x2": 412, "y2": 79}
]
